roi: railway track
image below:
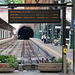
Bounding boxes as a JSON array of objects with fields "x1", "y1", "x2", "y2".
[
  {"x1": 21, "y1": 40, "x2": 39, "y2": 64},
  {"x1": 0, "y1": 39, "x2": 55, "y2": 64},
  {"x1": 0, "y1": 39, "x2": 56, "y2": 70},
  {"x1": 0, "y1": 40, "x2": 19, "y2": 55},
  {"x1": 21, "y1": 40, "x2": 55, "y2": 65}
]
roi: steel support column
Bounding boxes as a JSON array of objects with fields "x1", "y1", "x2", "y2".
[
  {"x1": 47, "y1": 24, "x2": 49, "y2": 36},
  {"x1": 62, "y1": 7, "x2": 67, "y2": 74},
  {"x1": 54, "y1": 24, "x2": 57, "y2": 39},
  {"x1": 63, "y1": 7, "x2": 66, "y2": 74},
  {"x1": 70, "y1": 0, "x2": 74, "y2": 49},
  {"x1": 50, "y1": 24, "x2": 52, "y2": 41},
  {"x1": 40, "y1": 23, "x2": 41, "y2": 39},
  {"x1": 0, "y1": 29, "x2": 1, "y2": 39},
  {"x1": 73, "y1": 0, "x2": 75, "y2": 73},
  {"x1": 74, "y1": 27, "x2": 75, "y2": 73},
  {"x1": 60, "y1": 0, "x2": 64, "y2": 46}
]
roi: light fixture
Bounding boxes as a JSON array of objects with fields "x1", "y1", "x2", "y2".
[
  {"x1": 35, "y1": 0, "x2": 40, "y2": 3},
  {"x1": 39, "y1": 30, "x2": 42, "y2": 32},
  {"x1": 11, "y1": 2, "x2": 13, "y2": 4}
]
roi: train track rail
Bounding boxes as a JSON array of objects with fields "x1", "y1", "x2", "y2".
[
  {"x1": 0, "y1": 40, "x2": 18, "y2": 55},
  {"x1": 0, "y1": 39, "x2": 56, "y2": 65},
  {"x1": 21, "y1": 40, "x2": 38, "y2": 64},
  {"x1": 21, "y1": 40, "x2": 55, "y2": 65},
  {"x1": 0, "y1": 39, "x2": 56, "y2": 70}
]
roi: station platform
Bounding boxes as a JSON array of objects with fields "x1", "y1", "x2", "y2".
[
  {"x1": 0, "y1": 38, "x2": 14, "y2": 44},
  {"x1": 0, "y1": 70, "x2": 74, "y2": 75},
  {"x1": 30, "y1": 38, "x2": 73, "y2": 69}
]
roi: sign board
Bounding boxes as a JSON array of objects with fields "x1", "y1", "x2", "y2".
[
  {"x1": 63, "y1": 45, "x2": 67, "y2": 54},
  {"x1": 73, "y1": 25, "x2": 75, "y2": 28},
  {"x1": 8, "y1": 10, "x2": 61, "y2": 23},
  {"x1": 55, "y1": 26, "x2": 70, "y2": 29},
  {"x1": 73, "y1": 19, "x2": 75, "y2": 28},
  {"x1": 63, "y1": 48, "x2": 67, "y2": 53}
]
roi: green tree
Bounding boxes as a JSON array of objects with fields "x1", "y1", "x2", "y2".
[{"x1": 2, "y1": 0, "x2": 24, "y2": 4}]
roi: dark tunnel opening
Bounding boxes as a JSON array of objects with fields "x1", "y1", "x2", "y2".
[{"x1": 18, "y1": 26, "x2": 34, "y2": 40}]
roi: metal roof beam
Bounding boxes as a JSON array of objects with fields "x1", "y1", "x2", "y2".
[{"x1": 0, "y1": 4, "x2": 73, "y2": 8}]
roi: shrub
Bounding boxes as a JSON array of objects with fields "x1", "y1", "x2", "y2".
[
  {"x1": 54, "y1": 57, "x2": 71, "y2": 64},
  {"x1": 0, "y1": 55, "x2": 18, "y2": 68}
]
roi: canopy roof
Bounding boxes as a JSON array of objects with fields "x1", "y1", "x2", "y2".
[{"x1": 0, "y1": 18, "x2": 15, "y2": 30}]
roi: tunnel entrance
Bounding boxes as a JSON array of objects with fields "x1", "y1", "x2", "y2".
[{"x1": 18, "y1": 26, "x2": 34, "y2": 40}]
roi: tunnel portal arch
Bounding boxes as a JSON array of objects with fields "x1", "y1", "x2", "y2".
[{"x1": 18, "y1": 26, "x2": 34, "y2": 40}]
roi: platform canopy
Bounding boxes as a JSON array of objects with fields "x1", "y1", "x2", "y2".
[{"x1": 0, "y1": 18, "x2": 15, "y2": 30}]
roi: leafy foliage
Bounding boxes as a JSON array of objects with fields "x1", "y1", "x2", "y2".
[
  {"x1": 2, "y1": 0, "x2": 24, "y2": 4},
  {"x1": 0, "y1": 55, "x2": 18, "y2": 68},
  {"x1": 54, "y1": 57, "x2": 70, "y2": 64}
]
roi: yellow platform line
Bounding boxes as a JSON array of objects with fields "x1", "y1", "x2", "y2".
[{"x1": 33, "y1": 39, "x2": 73, "y2": 64}]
